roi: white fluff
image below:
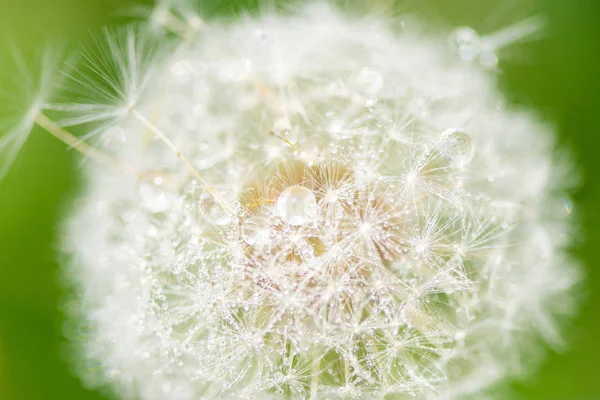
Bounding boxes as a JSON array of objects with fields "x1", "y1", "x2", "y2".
[{"x1": 58, "y1": 3, "x2": 578, "y2": 399}]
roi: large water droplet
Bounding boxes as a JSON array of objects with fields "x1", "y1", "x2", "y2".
[
  {"x1": 276, "y1": 185, "x2": 317, "y2": 226},
  {"x1": 139, "y1": 180, "x2": 173, "y2": 213},
  {"x1": 200, "y1": 188, "x2": 232, "y2": 226},
  {"x1": 242, "y1": 216, "x2": 272, "y2": 246},
  {"x1": 439, "y1": 128, "x2": 474, "y2": 166}
]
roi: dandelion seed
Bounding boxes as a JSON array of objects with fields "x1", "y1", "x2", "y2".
[{"x1": 0, "y1": 45, "x2": 61, "y2": 181}]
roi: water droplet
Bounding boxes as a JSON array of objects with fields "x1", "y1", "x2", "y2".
[
  {"x1": 327, "y1": 119, "x2": 345, "y2": 136},
  {"x1": 453, "y1": 27, "x2": 479, "y2": 46},
  {"x1": 200, "y1": 188, "x2": 232, "y2": 226},
  {"x1": 242, "y1": 216, "x2": 272, "y2": 246},
  {"x1": 479, "y1": 51, "x2": 499, "y2": 69},
  {"x1": 139, "y1": 182, "x2": 173, "y2": 213},
  {"x1": 273, "y1": 117, "x2": 292, "y2": 132},
  {"x1": 452, "y1": 27, "x2": 481, "y2": 62},
  {"x1": 356, "y1": 67, "x2": 383, "y2": 95},
  {"x1": 170, "y1": 60, "x2": 192, "y2": 78},
  {"x1": 563, "y1": 199, "x2": 573, "y2": 216},
  {"x1": 276, "y1": 185, "x2": 317, "y2": 226},
  {"x1": 192, "y1": 131, "x2": 233, "y2": 170},
  {"x1": 101, "y1": 126, "x2": 126, "y2": 149},
  {"x1": 325, "y1": 190, "x2": 339, "y2": 203},
  {"x1": 439, "y1": 128, "x2": 473, "y2": 166}
]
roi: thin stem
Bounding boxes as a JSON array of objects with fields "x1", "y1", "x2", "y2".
[
  {"x1": 344, "y1": 357, "x2": 349, "y2": 386},
  {"x1": 34, "y1": 112, "x2": 140, "y2": 178},
  {"x1": 269, "y1": 131, "x2": 303, "y2": 153},
  {"x1": 483, "y1": 16, "x2": 544, "y2": 51},
  {"x1": 130, "y1": 108, "x2": 233, "y2": 215},
  {"x1": 310, "y1": 353, "x2": 320, "y2": 400}
]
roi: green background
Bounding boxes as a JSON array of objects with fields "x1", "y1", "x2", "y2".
[{"x1": 0, "y1": 0, "x2": 598, "y2": 399}]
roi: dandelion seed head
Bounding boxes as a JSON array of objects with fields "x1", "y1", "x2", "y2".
[{"x1": 60, "y1": 3, "x2": 579, "y2": 400}]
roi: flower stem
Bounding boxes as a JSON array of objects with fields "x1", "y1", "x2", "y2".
[
  {"x1": 130, "y1": 108, "x2": 234, "y2": 215},
  {"x1": 34, "y1": 112, "x2": 140, "y2": 178}
]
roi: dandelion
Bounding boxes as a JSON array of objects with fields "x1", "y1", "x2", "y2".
[{"x1": 2, "y1": 1, "x2": 579, "y2": 399}]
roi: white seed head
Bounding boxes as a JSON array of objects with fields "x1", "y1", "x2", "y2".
[{"x1": 59, "y1": 3, "x2": 579, "y2": 400}]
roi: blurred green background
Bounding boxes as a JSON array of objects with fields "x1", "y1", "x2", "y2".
[{"x1": 0, "y1": 0, "x2": 598, "y2": 399}]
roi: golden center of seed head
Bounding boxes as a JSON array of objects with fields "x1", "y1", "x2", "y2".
[{"x1": 238, "y1": 162, "x2": 407, "y2": 277}]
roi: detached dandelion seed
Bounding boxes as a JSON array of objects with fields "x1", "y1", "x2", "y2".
[{"x1": 1, "y1": 1, "x2": 580, "y2": 399}]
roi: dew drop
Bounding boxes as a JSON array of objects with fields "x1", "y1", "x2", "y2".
[
  {"x1": 439, "y1": 128, "x2": 474, "y2": 166},
  {"x1": 479, "y1": 51, "x2": 499, "y2": 69},
  {"x1": 200, "y1": 188, "x2": 232, "y2": 226},
  {"x1": 563, "y1": 199, "x2": 573, "y2": 216},
  {"x1": 242, "y1": 216, "x2": 272, "y2": 246},
  {"x1": 276, "y1": 185, "x2": 317, "y2": 226},
  {"x1": 325, "y1": 190, "x2": 339, "y2": 203},
  {"x1": 192, "y1": 131, "x2": 233, "y2": 170},
  {"x1": 356, "y1": 67, "x2": 383, "y2": 95},
  {"x1": 101, "y1": 126, "x2": 126, "y2": 149},
  {"x1": 139, "y1": 182, "x2": 173, "y2": 213},
  {"x1": 452, "y1": 27, "x2": 481, "y2": 62},
  {"x1": 170, "y1": 60, "x2": 192, "y2": 79}
]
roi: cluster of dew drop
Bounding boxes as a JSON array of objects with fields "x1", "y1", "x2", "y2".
[
  {"x1": 63, "y1": 7, "x2": 577, "y2": 400},
  {"x1": 139, "y1": 134, "x2": 479, "y2": 399},
  {"x1": 120, "y1": 91, "x2": 493, "y2": 398}
]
